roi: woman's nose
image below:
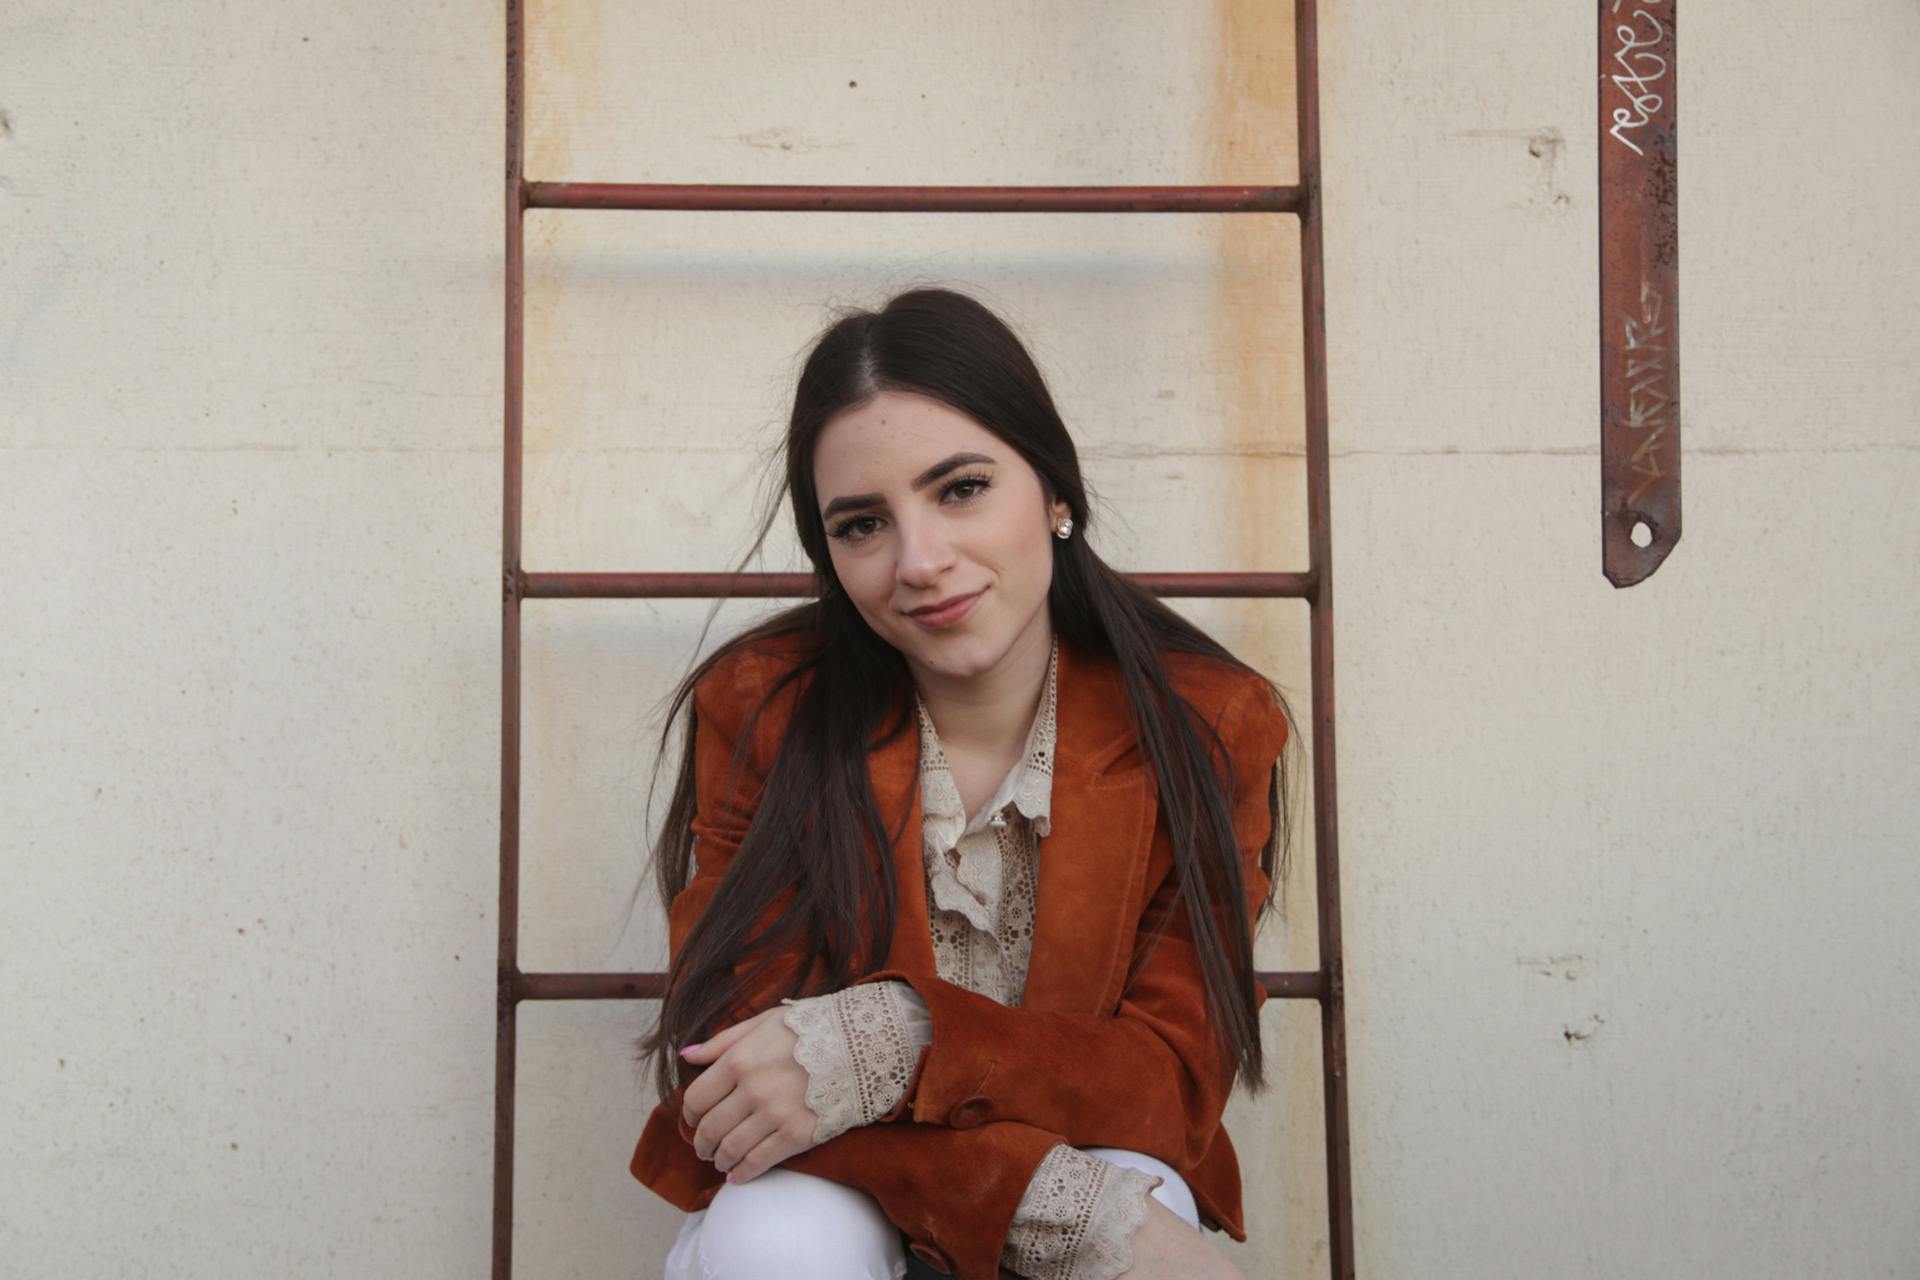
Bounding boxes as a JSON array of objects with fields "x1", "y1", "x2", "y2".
[{"x1": 894, "y1": 514, "x2": 956, "y2": 586}]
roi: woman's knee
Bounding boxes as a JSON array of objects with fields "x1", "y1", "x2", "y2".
[
  {"x1": 1080, "y1": 1147, "x2": 1202, "y2": 1230},
  {"x1": 692, "y1": 1168, "x2": 906, "y2": 1280}
]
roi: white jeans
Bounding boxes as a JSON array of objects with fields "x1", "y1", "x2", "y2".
[{"x1": 662, "y1": 1146, "x2": 1200, "y2": 1280}]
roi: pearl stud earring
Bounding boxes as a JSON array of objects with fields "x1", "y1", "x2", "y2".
[{"x1": 1054, "y1": 517, "x2": 1074, "y2": 540}]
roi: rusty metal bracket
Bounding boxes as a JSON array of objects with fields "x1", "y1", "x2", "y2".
[{"x1": 1599, "y1": 0, "x2": 1680, "y2": 586}]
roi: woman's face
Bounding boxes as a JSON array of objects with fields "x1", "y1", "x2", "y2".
[{"x1": 811, "y1": 389, "x2": 1069, "y2": 688}]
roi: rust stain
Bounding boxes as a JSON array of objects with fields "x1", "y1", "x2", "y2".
[
  {"x1": 1213, "y1": 0, "x2": 1305, "y2": 583},
  {"x1": 520, "y1": 0, "x2": 611, "y2": 773},
  {"x1": 522, "y1": 0, "x2": 609, "y2": 460},
  {"x1": 524, "y1": 0, "x2": 607, "y2": 184},
  {"x1": 526, "y1": 2, "x2": 606, "y2": 322},
  {"x1": 1209, "y1": 0, "x2": 1307, "y2": 676},
  {"x1": 1204, "y1": 18, "x2": 1325, "y2": 1260}
]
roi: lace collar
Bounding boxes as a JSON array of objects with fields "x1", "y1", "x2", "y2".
[{"x1": 913, "y1": 638, "x2": 1058, "y2": 931}]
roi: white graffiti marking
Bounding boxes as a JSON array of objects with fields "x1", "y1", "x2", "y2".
[
  {"x1": 1606, "y1": 5, "x2": 1669, "y2": 157},
  {"x1": 1620, "y1": 279, "x2": 1670, "y2": 505}
]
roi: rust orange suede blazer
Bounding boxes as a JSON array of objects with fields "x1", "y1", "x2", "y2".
[{"x1": 628, "y1": 631, "x2": 1290, "y2": 1280}]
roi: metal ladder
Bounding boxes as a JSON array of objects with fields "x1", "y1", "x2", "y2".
[{"x1": 495, "y1": 4, "x2": 1353, "y2": 1275}]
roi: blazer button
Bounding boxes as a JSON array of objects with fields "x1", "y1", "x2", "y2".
[
  {"x1": 951, "y1": 1096, "x2": 991, "y2": 1128},
  {"x1": 908, "y1": 1241, "x2": 953, "y2": 1274}
]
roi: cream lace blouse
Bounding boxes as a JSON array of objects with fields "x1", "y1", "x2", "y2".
[{"x1": 777, "y1": 640, "x2": 1164, "y2": 1280}]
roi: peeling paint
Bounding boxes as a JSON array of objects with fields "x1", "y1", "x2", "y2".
[
  {"x1": 715, "y1": 126, "x2": 850, "y2": 153},
  {"x1": 1527, "y1": 126, "x2": 1572, "y2": 209},
  {"x1": 1446, "y1": 126, "x2": 1572, "y2": 210},
  {"x1": 1519, "y1": 952, "x2": 1587, "y2": 981},
  {"x1": 1562, "y1": 1013, "x2": 1606, "y2": 1044}
]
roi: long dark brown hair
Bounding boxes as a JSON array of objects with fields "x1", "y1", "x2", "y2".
[{"x1": 634, "y1": 286, "x2": 1298, "y2": 1109}]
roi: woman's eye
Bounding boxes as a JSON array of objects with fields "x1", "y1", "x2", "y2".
[
  {"x1": 944, "y1": 475, "x2": 990, "y2": 502},
  {"x1": 831, "y1": 515, "x2": 882, "y2": 543}
]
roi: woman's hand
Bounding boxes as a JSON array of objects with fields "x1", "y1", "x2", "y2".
[
  {"x1": 678, "y1": 1006, "x2": 819, "y2": 1185},
  {"x1": 1114, "y1": 1198, "x2": 1246, "y2": 1280}
]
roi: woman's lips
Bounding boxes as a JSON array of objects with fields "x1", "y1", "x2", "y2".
[{"x1": 906, "y1": 589, "x2": 984, "y2": 630}]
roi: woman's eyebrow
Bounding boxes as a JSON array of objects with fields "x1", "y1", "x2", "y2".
[
  {"x1": 820, "y1": 451, "x2": 997, "y2": 521},
  {"x1": 910, "y1": 450, "x2": 997, "y2": 490}
]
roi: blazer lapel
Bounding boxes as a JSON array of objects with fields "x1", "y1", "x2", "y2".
[
  {"x1": 865, "y1": 701, "x2": 938, "y2": 976},
  {"x1": 1023, "y1": 638, "x2": 1156, "y2": 1013}
]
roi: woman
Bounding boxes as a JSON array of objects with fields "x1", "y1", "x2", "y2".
[{"x1": 627, "y1": 287, "x2": 1298, "y2": 1280}]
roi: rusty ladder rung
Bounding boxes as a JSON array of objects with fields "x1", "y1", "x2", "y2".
[
  {"x1": 519, "y1": 570, "x2": 1317, "y2": 600},
  {"x1": 512, "y1": 970, "x2": 1329, "y2": 1004},
  {"x1": 524, "y1": 181, "x2": 1305, "y2": 214}
]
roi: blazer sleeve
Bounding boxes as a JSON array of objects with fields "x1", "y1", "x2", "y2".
[{"x1": 847, "y1": 675, "x2": 1290, "y2": 1173}]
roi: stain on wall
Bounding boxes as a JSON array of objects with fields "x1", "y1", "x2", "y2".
[
  {"x1": 1205, "y1": 8, "x2": 1327, "y2": 1272},
  {"x1": 1209, "y1": 0, "x2": 1306, "y2": 575}
]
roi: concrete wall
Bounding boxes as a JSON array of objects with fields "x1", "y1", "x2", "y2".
[{"x1": 2, "y1": 1, "x2": 1913, "y2": 1276}]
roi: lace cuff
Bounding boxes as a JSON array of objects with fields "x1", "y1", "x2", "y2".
[
  {"x1": 1001, "y1": 1144, "x2": 1164, "y2": 1280},
  {"x1": 778, "y1": 981, "x2": 930, "y2": 1145}
]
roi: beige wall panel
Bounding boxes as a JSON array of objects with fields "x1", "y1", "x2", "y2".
[
  {"x1": 524, "y1": 1, "x2": 1294, "y2": 187},
  {"x1": 4, "y1": 0, "x2": 1915, "y2": 1276},
  {"x1": 1334, "y1": 449, "x2": 1919, "y2": 1275},
  {"x1": 1, "y1": 449, "x2": 501, "y2": 1273}
]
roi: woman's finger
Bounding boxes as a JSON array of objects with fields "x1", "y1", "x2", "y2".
[
  {"x1": 679, "y1": 1049, "x2": 740, "y2": 1132},
  {"x1": 713, "y1": 1108, "x2": 781, "y2": 1180},
  {"x1": 691, "y1": 1081, "x2": 750, "y2": 1163},
  {"x1": 725, "y1": 1121, "x2": 802, "y2": 1186}
]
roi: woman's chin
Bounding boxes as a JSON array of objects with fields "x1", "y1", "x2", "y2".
[{"x1": 898, "y1": 635, "x2": 1001, "y2": 683}]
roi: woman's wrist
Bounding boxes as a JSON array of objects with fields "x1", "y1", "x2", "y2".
[{"x1": 778, "y1": 981, "x2": 928, "y2": 1142}]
